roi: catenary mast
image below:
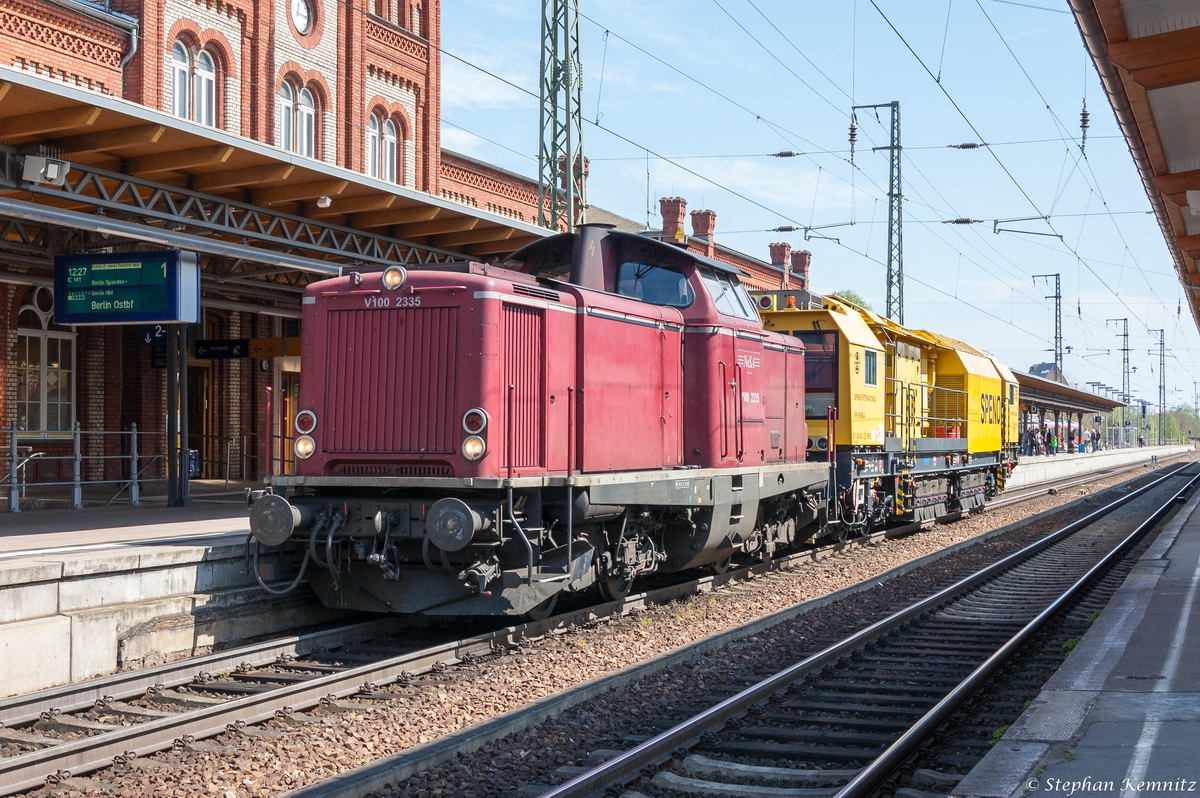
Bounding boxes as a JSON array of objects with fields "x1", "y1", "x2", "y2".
[{"x1": 538, "y1": 0, "x2": 586, "y2": 231}]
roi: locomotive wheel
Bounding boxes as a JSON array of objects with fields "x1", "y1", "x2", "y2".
[
  {"x1": 597, "y1": 573, "x2": 633, "y2": 602},
  {"x1": 707, "y1": 556, "x2": 732, "y2": 575},
  {"x1": 523, "y1": 593, "x2": 558, "y2": 622}
]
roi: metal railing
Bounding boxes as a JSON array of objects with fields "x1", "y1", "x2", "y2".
[
  {"x1": 6, "y1": 422, "x2": 172, "y2": 511},
  {"x1": 884, "y1": 379, "x2": 970, "y2": 447},
  {"x1": 188, "y1": 433, "x2": 234, "y2": 489}
]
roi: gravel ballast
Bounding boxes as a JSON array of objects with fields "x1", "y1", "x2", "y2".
[{"x1": 28, "y1": 460, "x2": 1192, "y2": 798}]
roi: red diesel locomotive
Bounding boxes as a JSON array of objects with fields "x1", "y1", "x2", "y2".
[{"x1": 248, "y1": 224, "x2": 830, "y2": 617}]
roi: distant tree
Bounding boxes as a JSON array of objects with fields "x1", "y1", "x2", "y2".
[{"x1": 830, "y1": 289, "x2": 872, "y2": 310}]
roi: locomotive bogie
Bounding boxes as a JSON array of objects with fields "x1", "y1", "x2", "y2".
[{"x1": 254, "y1": 459, "x2": 829, "y2": 615}]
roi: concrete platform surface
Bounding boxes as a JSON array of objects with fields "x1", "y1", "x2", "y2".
[
  {"x1": 954, "y1": 484, "x2": 1200, "y2": 798},
  {"x1": 1, "y1": 487, "x2": 253, "y2": 561}
]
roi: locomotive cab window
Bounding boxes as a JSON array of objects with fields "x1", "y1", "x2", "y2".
[
  {"x1": 795, "y1": 330, "x2": 838, "y2": 418},
  {"x1": 864, "y1": 349, "x2": 878, "y2": 386},
  {"x1": 616, "y1": 261, "x2": 694, "y2": 307},
  {"x1": 1009, "y1": 384, "x2": 1016, "y2": 405},
  {"x1": 699, "y1": 268, "x2": 757, "y2": 321}
]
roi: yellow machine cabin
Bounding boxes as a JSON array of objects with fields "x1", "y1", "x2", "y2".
[{"x1": 752, "y1": 288, "x2": 1018, "y2": 527}]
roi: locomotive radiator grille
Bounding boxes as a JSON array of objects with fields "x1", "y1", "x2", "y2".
[
  {"x1": 503, "y1": 302, "x2": 545, "y2": 469},
  {"x1": 324, "y1": 307, "x2": 459, "y2": 453}
]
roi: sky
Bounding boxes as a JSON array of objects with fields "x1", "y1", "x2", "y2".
[{"x1": 437, "y1": 0, "x2": 1200, "y2": 413}]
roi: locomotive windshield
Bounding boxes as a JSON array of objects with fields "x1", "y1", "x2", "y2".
[
  {"x1": 795, "y1": 330, "x2": 838, "y2": 418},
  {"x1": 699, "y1": 268, "x2": 757, "y2": 320},
  {"x1": 616, "y1": 261, "x2": 694, "y2": 307}
]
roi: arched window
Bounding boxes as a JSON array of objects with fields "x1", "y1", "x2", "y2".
[
  {"x1": 16, "y1": 287, "x2": 74, "y2": 433},
  {"x1": 172, "y1": 42, "x2": 190, "y2": 119},
  {"x1": 367, "y1": 114, "x2": 380, "y2": 178},
  {"x1": 172, "y1": 41, "x2": 218, "y2": 127},
  {"x1": 195, "y1": 50, "x2": 216, "y2": 127},
  {"x1": 297, "y1": 88, "x2": 316, "y2": 157},
  {"x1": 383, "y1": 119, "x2": 398, "y2": 182},
  {"x1": 277, "y1": 82, "x2": 294, "y2": 151},
  {"x1": 367, "y1": 112, "x2": 399, "y2": 182},
  {"x1": 279, "y1": 81, "x2": 317, "y2": 157}
]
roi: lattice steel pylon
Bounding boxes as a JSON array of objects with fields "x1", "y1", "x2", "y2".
[
  {"x1": 1108, "y1": 317, "x2": 1130, "y2": 442},
  {"x1": 538, "y1": 0, "x2": 586, "y2": 231},
  {"x1": 1149, "y1": 329, "x2": 1165, "y2": 444},
  {"x1": 1034, "y1": 273, "x2": 1062, "y2": 376},
  {"x1": 853, "y1": 102, "x2": 902, "y2": 324}
]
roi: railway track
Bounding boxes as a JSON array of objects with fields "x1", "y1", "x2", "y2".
[
  {"x1": 530, "y1": 462, "x2": 1200, "y2": 798},
  {"x1": 0, "y1": 455, "x2": 1184, "y2": 796}
]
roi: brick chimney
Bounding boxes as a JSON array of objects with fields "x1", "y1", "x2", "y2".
[
  {"x1": 791, "y1": 250, "x2": 812, "y2": 290},
  {"x1": 690, "y1": 209, "x2": 716, "y2": 257},
  {"x1": 769, "y1": 242, "x2": 792, "y2": 289},
  {"x1": 660, "y1": 196, "x2": 687, "y2": 243}
]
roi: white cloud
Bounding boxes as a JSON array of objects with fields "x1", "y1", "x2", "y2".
[
  {"x1": 441, "y1": 52, "x2": 537, "y2": 110},
  {"x1": 440, "y1": 128, "x2": 486, "y2": 156},
  {"x1": 644, "y1": 157, "x2": 856, "y2": 218}
]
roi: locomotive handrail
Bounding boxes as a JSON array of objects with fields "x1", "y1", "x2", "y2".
[{"x1": 507, "y1": 485, "x2": 534, "y2": 583}]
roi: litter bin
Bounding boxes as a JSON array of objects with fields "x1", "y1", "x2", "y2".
[{"x1": 188, "y1": 449, "x2": 201, "y2": 478}]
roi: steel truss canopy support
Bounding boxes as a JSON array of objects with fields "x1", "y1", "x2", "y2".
[
  {"x1": 0, "y1": 67, "x2": 547, "y2": 290},
  {"x1": 538, "y1": 0, "x2": 586, "y2": 232},
  {"x1": 853, "y1": 101, "x2": 902, "y2": 325}
]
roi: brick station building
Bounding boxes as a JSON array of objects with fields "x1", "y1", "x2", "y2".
[{"x1": 0, "y1": 0, "x2": 798, "y2": 504}]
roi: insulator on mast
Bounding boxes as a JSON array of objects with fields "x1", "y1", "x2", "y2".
[
  {"x1": 1078, "y1": 299, "x2": 1082, "y2": 316},
  {"x1": 849, "y1": 114, "x2": 857, "y2": 166},
  {"x1": 1080, "y1": 100, "x2": 1090, "y2": 155}
]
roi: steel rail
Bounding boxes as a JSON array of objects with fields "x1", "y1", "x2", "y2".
[
  {"x1": 0, "y1": 459, "x2": 1175, "y2": 793},
  {"x1": 0, "y1": 619, "x2": 397, "y2": 728},
  {"x1": 535, "y1": 462, "x2": 1193, "y2": 798},
  {"x1": 0, "y1": 524, "x2": 900, "y2": 795},
  {"x1": 834, "y1": 465, "x2": 1200, "y2": 798}
]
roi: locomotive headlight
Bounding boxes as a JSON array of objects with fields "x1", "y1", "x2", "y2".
[
  {"x1": 294, "y1": 435, "x2": 316, "y2": 459},
  {"x1": 381, "y1": 266, "x2": 407, "y2": 290},
  {"x1": 295, "y1": 409, "x2": 317, "y2": 435},
  {"x1": 462, "y1": 408, "x2": 489, "y2": 434},
  {"x1": 462, "y1": 435, "x2": 486, "y2": 460}
]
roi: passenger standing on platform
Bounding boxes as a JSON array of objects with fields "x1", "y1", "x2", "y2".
[{"x1": 1049, "y1": 433, "x2": 1058, "y2": 455}]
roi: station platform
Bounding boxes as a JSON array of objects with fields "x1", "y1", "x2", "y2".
[
  {"x1": 0, "y1": 486, "x2": 354, "y2": 697},
  {"x1": 1006, "y1": 444, "x2": 1191, "y2": 491},
  {"x1": 1, "y1": 478, "x2": 263, "y2": 558},
  {"x1": 954, "y1": 482, "x2": 1200, "y2": 798}
]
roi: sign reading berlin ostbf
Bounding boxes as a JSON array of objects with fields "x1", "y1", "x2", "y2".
[{"x1": 53, "y1": 250, "x2": 200, "y2": 325}]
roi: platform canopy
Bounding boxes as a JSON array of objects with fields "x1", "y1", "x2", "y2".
[
  {"x1": 1070, "y1": 1, "x2": 1200, "y2": 333},
  {"x1": 0, "y1": 67, "x2": 548, "y2": 310},
  {"x1": 1016, "y1": 371, "x2": 1125, "y2": 416}
]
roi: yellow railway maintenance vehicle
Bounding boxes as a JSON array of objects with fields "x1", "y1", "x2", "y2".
[{"x1": 752, "y1": 287, "x2": 1020, "y2": 532}]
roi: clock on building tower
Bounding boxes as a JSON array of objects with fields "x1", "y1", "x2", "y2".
[{"x1": 290, "y1": 0, "x2": 313, "y2": 34}]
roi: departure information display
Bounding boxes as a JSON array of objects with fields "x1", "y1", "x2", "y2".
[{"x1": 54, "y1": 251, "x2": 200, "y2": 325}]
